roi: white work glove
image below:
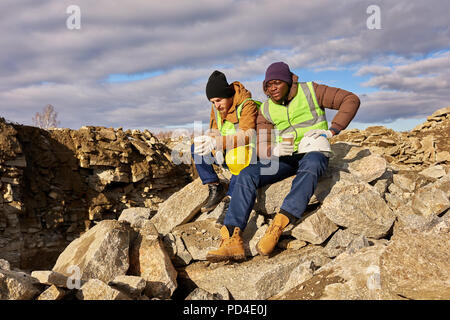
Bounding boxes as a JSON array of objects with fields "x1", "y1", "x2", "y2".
[
  {"x1": 272, "y1": 142, "x2": 294, "y2": 157},
  {"x1": 194, "y1": 135, "x2": 217, "y2": 156},
  {"x1": 304, "y1": 129, "x2": 333, "y2": 139},
  {"x1": 215, "y1": 150, "x2": 224, "y2": 165}
]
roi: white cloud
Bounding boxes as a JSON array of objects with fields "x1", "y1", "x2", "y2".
[{"x1": 0, "y1": 0, "x2": 449, "y2": 130}]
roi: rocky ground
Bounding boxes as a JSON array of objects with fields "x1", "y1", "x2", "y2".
[
  {"x1": 0, "y1": 106, "x2": 449, "y2": 300},
  {"x1": 0, "y1": 121, "x2": 192, "y2": 270}
]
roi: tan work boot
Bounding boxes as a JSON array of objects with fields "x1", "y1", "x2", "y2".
[
  {"x1": 206, "y1": 226, "x2": 246, "y2": 263},
  {"x1": 256, "y1": 213, "x2": 290, "y2": 256}
]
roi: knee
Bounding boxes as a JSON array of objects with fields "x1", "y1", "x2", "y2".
[
  {"x1": 299, "y1": 152, "x2": 329, "y2": 175},
  {"x1": 236, "y1": 165, "x2": 260, "y2": 187}
]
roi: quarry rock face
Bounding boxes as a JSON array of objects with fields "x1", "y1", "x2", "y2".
[{"x1": 0, "y1": 106, "x2": 449, "y2": 300}]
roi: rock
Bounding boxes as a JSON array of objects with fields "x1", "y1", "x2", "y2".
[
  {"x1": 163, "y1": 233, "x2": 193, "y2": 266},
  {"x1": 0, "y1": 259, "x2": 11, "y2": 270},
  {"x1": 0, "y1": 269, "x2": 42, "y2": 300},
  {"x1": 183, "y1": 246, "x2": 331, "y2": 300},
  {"x1": 313, "y1": 171, "x2": 362, "y2": 203},
  {"x1": 271, "y1": 244, "x2": 399, "y2": 300},
  {"x1": 171, "y1": 219, "x2": 221, "y2": 261},
  {"x1": 430, "y1": 105, "x2": 450, "y2": 118},
  {"x1": 185, "y1": 287, "x2": 224, "y2": 300},
  {"x1": 323, "y1": 229, "x2": 360, "y2": 258},
  {"x1": 433, "y1": 173, "x2": 450, "y2": 197},
  {"x1": 346, "y1": 235, "x2": 371, "y2": 254},
  {"x1": 320, "y1": 180, "x2": 395, "y2": 239},
  {"x1": 436, "y1": 151, "x2": 450, "y2": 163},
  {"x1": 419, "y1": 165, "x2": 446, "y2": 180},
  {"x1": 290, "y1": 209, "x2": 338, "y2": 244},
  {"x1": 151, "y1": 178, "x2": 210, "y2": 234},
  {"x1": 108, "y1": 275, "x2": 147, "y2": 298},
  {"x1": 97, "y1": 128, "x2": 117, "y2": 141},
  {"x1": 274, "y1": 261, "x2": 315, "y2": 297},
  {"x1": 393, "y1": 174, "x2": 416, "y2": 193},
  {"x1": 347, "y1": 154, "x2": 387, "y2": 183},
  {"x1": 195, "y1": 199, "x2": 228, "y2": 224},
  {"x1": 118, "y1": 207, "x2": 153, "y2": 229},
  {"x1": 380, "y1": 227, "x2": 450, "y2": 299},
  {"x1": 254, "y1": 176, "x2": 295, "y2": 214},
  {"x1": 242, "y1": 211, "x2": 269, "y2": 257},
  {"x1": 278, "y1": 239, "x2": 308, "y2": 250},
  {"x1": 30, "y1": 270, "x2": 70, "y2": 288},
  {"x1": 76, "y1": 279, "x2": 130, "y2": 300},
  {"x1": 36, "y1": 285, "x2": 67, "y2": 300},
  {"x1": 52, "y1": 220, "x2": 131, "y2": 283},
  {"x1": 411, "y1": 179, "x2": 450, "y2": 216},
  {"x1": 128, "y1": 221, "x2": 177, "y2": 299}
]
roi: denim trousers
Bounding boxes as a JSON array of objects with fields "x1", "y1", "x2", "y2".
[
  {"x1": 223, "y1": 151, "x2": 329, "y2": 230},
  {"x1": 190, "y1": 143, "x2": 237, "y2": 197}
]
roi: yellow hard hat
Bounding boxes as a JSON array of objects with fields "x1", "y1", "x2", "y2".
[{"x1": 225, "y1": 145, "x2": 252, "y2": 175}]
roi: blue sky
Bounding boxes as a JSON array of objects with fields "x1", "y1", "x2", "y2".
[{"x1": 0, "y1": 0, "x2": 449, "y2": 133}]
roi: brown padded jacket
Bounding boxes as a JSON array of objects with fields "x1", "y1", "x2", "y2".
[
  {"x1": 257, "y1": 74, "x2": 360, "y2": 158},
  {"x1": 209, "y1": 81, "x2": 258, "y2": 152}
]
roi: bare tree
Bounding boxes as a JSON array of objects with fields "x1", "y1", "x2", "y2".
[{"x1": 32, "y1": 104, "x2": 60, "y2": 129}]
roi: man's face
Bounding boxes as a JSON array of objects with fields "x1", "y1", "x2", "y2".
[
  {"x1": 266, "y1": 80, "x2": 289, "y2": 104},
  {"x1": 210, "y1": 97, "x2": 233, "y2": 116}
]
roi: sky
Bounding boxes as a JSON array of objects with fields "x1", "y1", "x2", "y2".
[{"x1": 1, "y1": 0, "x2": 449, "y2": 133}]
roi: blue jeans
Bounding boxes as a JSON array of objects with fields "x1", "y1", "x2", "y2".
[
  {"x1": 191, "y1": 143, "x2": 237, "y2": 197},
  {"x1": 224, "y1": 152, "x2": 329, "y2": 230}
]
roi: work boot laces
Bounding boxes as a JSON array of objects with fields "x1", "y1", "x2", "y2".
[{"x1": 266, "y1": 223, "x2": 284, "y2": 240}]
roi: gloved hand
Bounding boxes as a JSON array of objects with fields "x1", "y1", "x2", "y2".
[
  {"x1": 215, "y1": 150, "x2": 224, "y2": 165},
  {"x1": 272, "y1": 141, "x2": 294, "y2": 157},
  {"x1": 194, "y1": 135, "x2": 217, "y2": 156},
  {"x1": 304, "y1": 129, "x2": 333, "y2": 139}
]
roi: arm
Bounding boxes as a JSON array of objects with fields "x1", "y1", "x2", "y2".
[
  {"x1": 312, "y1": 82, "x2": 361, "y2": 134},
  {"x1": 256, "y1": 109, "x2": 275, "y2": 159}
]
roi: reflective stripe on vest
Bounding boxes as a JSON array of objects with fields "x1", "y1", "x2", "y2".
[{"x1": 261, "y1": 81, "x2": 328, "y2": 152}]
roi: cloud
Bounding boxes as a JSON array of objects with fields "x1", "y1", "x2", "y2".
[
  {"x1": 0, "y1": 0, "x2": 449, "y2": 129},
  {"x1": 352, "y1": 51, "x2": 450, "y2": 122}
]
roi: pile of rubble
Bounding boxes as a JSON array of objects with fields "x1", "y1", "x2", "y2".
[
  {"x1": 0, "y1": 120, "x2": 191, "y2": 270},
  {"x1": 1, "y1": 106, "x2": 449, "y2": 300},
  {"x1": 331, "y1": 106, "x2": 450, "y2": 170}
]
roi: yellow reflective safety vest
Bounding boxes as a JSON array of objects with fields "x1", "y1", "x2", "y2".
[
  {"x1": 260, "y1": 82, "x2": 328, "y2": 152},
  {"x1": 213, "y1": 98, "x2": 261, "y2": 148}
]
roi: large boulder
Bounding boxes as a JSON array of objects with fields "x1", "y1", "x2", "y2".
[
  {"x1": 380, "y1": 226, "x2": 450, "y2": 299},
  {"x1": 320, "y1": 180, "x2": 395, "y2": 239},
  {"x1": 118, "y1": 207, "x2": 153, "y2": 229},
  {"x1": 171, "y1": 219, "x2": 222, "y2": 261},
  {"x1": 129, "y1": 221, "x2": 178, "y2": 299},
  {"x1": 150, "y1": 178, "x2": 210, "y2": 234},
  {"x1": 328, "y1": 142, "x2": 387, "y2": 183},
  {"x1": 52, "y1": 220, "x2": 131, "y2": 283},
  {"x1": 290, "y1": 209, "x2": 339, "y2": 244},
  {"x1": 411, "y1": 173, "x2": 450, "y2": 216},
  {"x1": 0, "y1": 269, "x2": 42, "y2": 300},
  {"x1": 76, "y1": 279, "x2": 130, "y2": 300},
  {"x1": 271, "y1": 244, "x2": 399, "y2": 300},
  {"x1": 183, "y1": 246, "x2": 330, "y2": 300},
  {"x1": 108, "y1": 275, "x2": 147, "y2": 299}
]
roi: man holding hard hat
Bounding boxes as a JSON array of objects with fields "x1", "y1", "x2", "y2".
[
  {"x1": 206, "y1": 62, "x2": 360, "y2": 262},
  {"x1": 191, "y1": 70, "x2": 259, "y2": 214}
]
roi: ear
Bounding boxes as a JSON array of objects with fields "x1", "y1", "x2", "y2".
[{"x1": 262, "y1": 82, "x2": 270, "y2": 98}]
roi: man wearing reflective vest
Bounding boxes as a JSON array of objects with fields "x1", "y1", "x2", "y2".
[
  {"x1": 191, "y1": 70, "x2": 259, "y2": 214},
  {"x1": 206, "y1": 62, "x2": 360, "y2": 262}
]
